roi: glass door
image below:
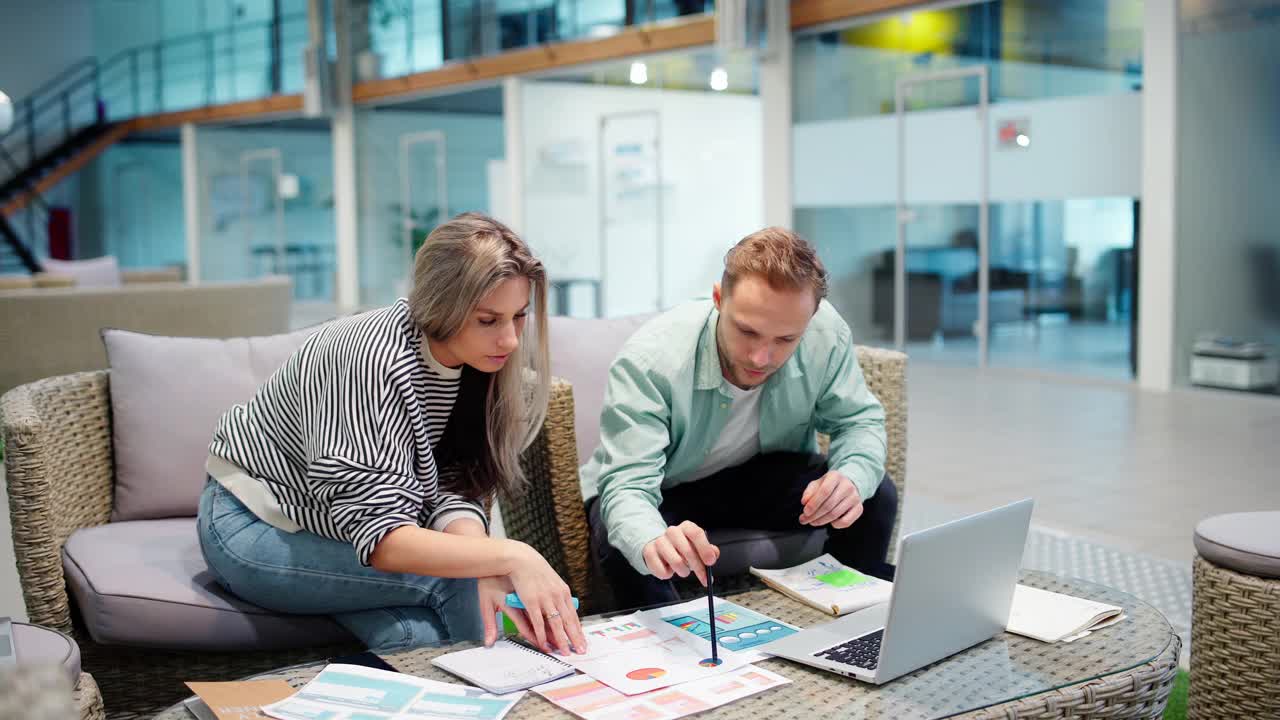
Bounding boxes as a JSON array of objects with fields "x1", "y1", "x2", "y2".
[
  {"x1": 398, "y1": 131, "x2": 447, "y2": 298},
  {"x1": 239, "y1": 148, "x2": 285, "y2": 282},
  {"x1": 599, "y1": 110, "x2": 662, "y2": 317},
  {"x1": 895, "y1": 67, "x2": 990, "y2": 367}
]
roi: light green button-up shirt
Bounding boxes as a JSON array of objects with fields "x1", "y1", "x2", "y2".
[{"x1": 580, "y1": 298, "x2": 888, "y2": 574}]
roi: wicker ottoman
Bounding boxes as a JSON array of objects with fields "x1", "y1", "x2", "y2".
[
  {"x1": 10, "y1": 621, "x2": 106, "y2": 720},
  {"x1": 1189, "y1": 512, "x2": 1280, "y2": 719}
]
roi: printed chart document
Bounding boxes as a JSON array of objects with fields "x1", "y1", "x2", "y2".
[
  {"x1": 260, "y1": 663, "x2": 524, "y2": 720},
  {"x1": 1006, "y1": 585, "x2": 1125, "y2": 643},
  {"x1": 535, "y1": 665, "x2": 791, "y2": 720},
  {"x1": 562, "y1": 611, "x2": 748, "y2": 695},
  {"x1": 638, "y1": 598, "x2": 801, "y2": 663},
  {"x1": 750, "y1": 554, "x2": 893, "y2": 616}
]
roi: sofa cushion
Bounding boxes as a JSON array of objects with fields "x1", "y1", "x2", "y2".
[
  {"x1": 62, "y1": 519, "x2": 353, "y2": 651},
  {"x1": 708, "y1": 528, "x2": 827, "y2": 578},
  {"x1": 41, "y1": 256, "x2": 121, "y2": 287},
  {"x1": 548, "y1": 314, "x2": 655, "y2": 465},
  {"x1": 12, "y1": 622, "x2": 81, "y2": 687},
  {"x1": 103, "y1": 325, "x2": 322, "y2": 521},
  {"x1": 1194, "y1": 511, "x2": 1280, "y2": 579}
]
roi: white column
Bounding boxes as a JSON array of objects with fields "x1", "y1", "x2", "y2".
[
  {"x1": 759, "y1": 0, "x2": 793, "y2": 229},
  {"x1": 502, "y1": 77, "x2": 525, "y2": 234},
  {"x1": 333, "y1": 108, "x2": 359, "y2": 312},
  {"x1": 332, "y1": 0, "x2": 360, "y2": 312},
  {"x1": 181, "y1": 122, "x2": 201, "y2": 283},
  {"x1": 1137, "y1": 0, "x2": 1178, "y2": 391}
]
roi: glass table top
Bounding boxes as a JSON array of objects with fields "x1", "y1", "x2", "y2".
[{"x1": 154, "y1": 570, "x2": 1177, "y2": 719}]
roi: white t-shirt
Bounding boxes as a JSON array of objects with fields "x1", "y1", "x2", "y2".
[{"x1": 685, "y1": 383, "x2": 762, "y2": 482}]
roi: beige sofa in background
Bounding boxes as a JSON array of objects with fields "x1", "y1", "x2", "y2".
[
  {"x1": 0, "y1": 266, "x2": 185, "y2": 291},
  {"x1": 0, "y1": 276, "x2": 293, "y2": 395}
]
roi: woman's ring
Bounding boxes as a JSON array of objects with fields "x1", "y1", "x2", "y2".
[{"x1": 547, "y1": 610, "x2": 561, "y2": 619}]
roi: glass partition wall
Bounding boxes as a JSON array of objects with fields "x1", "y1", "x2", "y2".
[
  {"x1": 793, "y1": 0, "x2": 1143, "y2": 379},
  {"x1": 518, "y1": 48, "x2": 763, "y2": 318}
]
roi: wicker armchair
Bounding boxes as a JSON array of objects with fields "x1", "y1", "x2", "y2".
[
  {"x1": 1, "y1": 371, "x2": 583, "y2": 718},
  {"x1": 499, "y1": 345, "x2": 909, "y2": 610}
]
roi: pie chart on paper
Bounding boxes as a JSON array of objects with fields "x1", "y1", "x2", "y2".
[{"x1": 626, "y1": 667, "x2": 668, "y2": 681}]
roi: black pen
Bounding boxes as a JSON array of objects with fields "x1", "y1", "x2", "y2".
[{"x1": 707, "y1": 566, "x2": 718, "y2": 664}]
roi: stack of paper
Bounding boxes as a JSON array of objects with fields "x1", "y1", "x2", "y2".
[
  {"x1": 532, "y1": 598, "x2": 795, "y2": 719},
  {"x1": 203, "y1": 597, "x2": 798, "y2": 720}
]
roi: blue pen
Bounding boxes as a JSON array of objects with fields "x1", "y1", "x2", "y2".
[{"x1": 505, "y1": 592, "x2": 580, "y2": 611}]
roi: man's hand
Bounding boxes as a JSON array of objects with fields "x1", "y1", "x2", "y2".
[
  {"x1": 800, "y1": 470, "x2": 863, "y2": 529},
  {"x1": 642, "y1": 521, "x2": 720, "y2": 586}
]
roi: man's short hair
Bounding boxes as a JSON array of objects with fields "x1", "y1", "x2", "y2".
[{"x1": 722, "y1": 227, "x2": 829, "y2": 307}]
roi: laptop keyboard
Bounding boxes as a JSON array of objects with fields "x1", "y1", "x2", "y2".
[{"x1": 813, "y1": 629, "x2": 883, "y2": 671}]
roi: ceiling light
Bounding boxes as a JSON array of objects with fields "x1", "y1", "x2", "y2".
[
  {"x1": 709, "y1": 67, "x2": 729, "y2": 92},
  {"x1": 629, "y1": 62, "x2": 648, "y2": 85}
]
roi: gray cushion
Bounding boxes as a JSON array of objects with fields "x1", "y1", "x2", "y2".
[
  {"x1": 1194, "y1": 511, "x2": 1280, "y2": 579},
  {"x1": 548, "y1": 314, "x2": 655, "y2": 465},
  {"x1": 103, "y1": 325, "x2": 323, "y2": 521},
  {"x1": 708, "y1": 528, "x2": 827, "y2": 578},
  {"x1": 42, "y1": 256, "x2": 121, "y2": 288},
  {"x1": 12, "y1": 622, "x2": 80, "y2": 687},
  {"x1": 62, "y1": 518, "x2": 352, "y2": 651}
]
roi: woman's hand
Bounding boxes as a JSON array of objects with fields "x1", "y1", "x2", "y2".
[
  {"x1": 478, "y1": 576, "x2": 536, "y2": 646},
  {"x1": 502, "y1": 541, "x2": 588, "y2": 655}
]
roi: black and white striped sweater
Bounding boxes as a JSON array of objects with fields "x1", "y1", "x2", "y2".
[{"x1": 209, "y1": 299, "x2": 488, "y2": 565}]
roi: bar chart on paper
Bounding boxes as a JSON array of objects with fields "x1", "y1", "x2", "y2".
[{"x1": 652, "y1": 599, "x2": 799, "y2": 660}]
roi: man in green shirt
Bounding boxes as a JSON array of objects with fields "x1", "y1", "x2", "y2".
[{"x1": 581, "y1": 227, "x2": 896, "y2": 606}]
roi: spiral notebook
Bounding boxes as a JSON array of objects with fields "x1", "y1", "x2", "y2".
[{"x1": 431, "y1": 640, "x2": 575, "y2": 694}]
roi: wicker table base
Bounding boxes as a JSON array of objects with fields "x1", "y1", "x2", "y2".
[{"x1": 153, "y1": 572, "x2": 1178, "y2": 720}]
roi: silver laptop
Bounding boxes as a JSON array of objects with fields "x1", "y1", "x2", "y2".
[{"x1": 765, "y1": 498, "x2": 1033, "y2": 684}]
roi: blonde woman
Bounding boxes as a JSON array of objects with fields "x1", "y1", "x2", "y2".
[{"x1": 196, "y1": 213, "x2": 586, "y2": 656}]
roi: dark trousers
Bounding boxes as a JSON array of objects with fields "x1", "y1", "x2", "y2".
[{"x1": 588, "y1": 452, "x2": 898, "y2": 609}]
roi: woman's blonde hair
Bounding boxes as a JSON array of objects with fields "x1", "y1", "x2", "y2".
[{"x1": 407, "y1": 212, "x2": 550, "y2": 498}]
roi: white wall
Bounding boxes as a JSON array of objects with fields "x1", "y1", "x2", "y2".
[
  {"x1": 0, "y1": 0, "x2": 94, "y2": 102},
  {"x1": 1174, "y1": 21, "x2": 1280, "y2": 384},
  {"x1": 794, "y1": 91, "x2": 1143, "y2": 207},
  {"x1": 521, "y1": 81, "x2": 763, "y2": 317}
]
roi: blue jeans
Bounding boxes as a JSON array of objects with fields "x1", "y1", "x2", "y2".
[{"x1": 197, "y1": 478, "x2": 484, "y2": 651}]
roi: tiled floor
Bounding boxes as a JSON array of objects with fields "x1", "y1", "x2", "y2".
[{"x1": 903, "y1": 362, "x2": 1280, "y2": 566}]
